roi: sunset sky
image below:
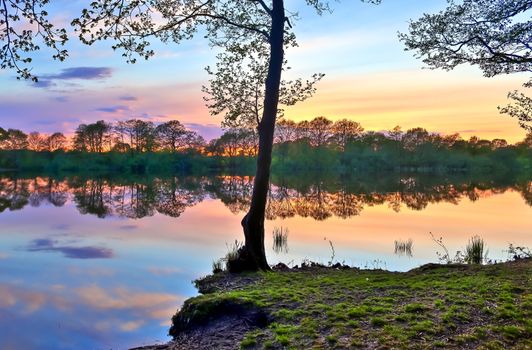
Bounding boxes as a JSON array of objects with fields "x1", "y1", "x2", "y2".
[{"x1": 0, "y1": 0, "x2": 528, "y2": 142}]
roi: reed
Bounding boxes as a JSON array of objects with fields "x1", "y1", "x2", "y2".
[{"x1": 464, "y1": 235, "x2": 486, "y2": 264}]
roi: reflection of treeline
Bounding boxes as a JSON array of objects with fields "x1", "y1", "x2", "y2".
[
  {"x1": 1, "y1": 173, "x2": 530, "y2": 219},
  {"x1": 0, "y1": 176, "x2": 207, "y2": 218},
  {"x1": 1, "y1": 117, "x2": 531, "y2": 173}
]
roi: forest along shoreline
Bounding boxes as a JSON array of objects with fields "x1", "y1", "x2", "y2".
[{"x1": 134, "y1": 258, "x2": 532, "y2": 350}]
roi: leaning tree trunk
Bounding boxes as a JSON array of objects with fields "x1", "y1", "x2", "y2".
[{"x1": 238, "y1": 0, "x2": 285, "y2": 271}]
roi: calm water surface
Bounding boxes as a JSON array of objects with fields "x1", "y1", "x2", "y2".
[{"x1": 0, "y1": 173, "x2": 530, "y2": 349}]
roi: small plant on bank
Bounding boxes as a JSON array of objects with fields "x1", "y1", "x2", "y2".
[
  {"x1": 226, "y1": 240, "x2": 243, "y2": 262},
  {"x1": 506, "y1": 244, "x2": 532, "y2": 260},
  {"x1": 430, "y1": 232, "x2": 490, "y2": 264},
  {"x1": 430, "y1": 232, "x2": 452, "y2": 263},
  {"x1": 212, "y1": 259, "x2": 224, "y2": 274},
  {"x1": 464, "y1": 235, "x2": 487, "y2": 264},
  {"x1": 225, "y1": 240, "x2": 244, "y2": 271},
  {"x1": 211, "y1": 240, "x2": 244, "y2": 273}
]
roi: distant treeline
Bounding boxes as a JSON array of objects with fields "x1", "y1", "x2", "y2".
[
  {"x1": 1, "y1": 117, "x2": 531, "y2": 173},
  {"x1": 0, "y1": 119, "x2": 204, "y2": 153},
  {"x1": 271, "y1": 119, "x2": 532, "y2": 173}
]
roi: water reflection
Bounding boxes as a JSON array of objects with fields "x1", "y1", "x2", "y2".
[
  {"x1": 1, "y1": 174, "x2": 530, "y2": 219},
  {"x1": 394, "y1": 239, "x2": 413, "y2": 257},
  {"x1": 272, "y1": 227, "x2": 289, "y2": 254},
  {"x1": 26, "y1": 238, "x2": 114, "y2": 259},
  {"x1": 0, "y1": 172, "x2": 530, "y2": 349},
  {"x1": 0, "y1": 280, "x2": 183, "y2": 349}
]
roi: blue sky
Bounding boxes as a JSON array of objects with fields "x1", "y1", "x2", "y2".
[{"x1": 0, "y1": 0, "x2": 528, "y2": 142}]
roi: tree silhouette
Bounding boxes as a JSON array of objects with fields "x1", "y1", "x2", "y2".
[
  {"x1": 46, "y1": 132, "x2": 67, "y2": 152},
  {"x1": 27, "y1": 132, "x2": 46, "y2": 151},
  {"x1": 0, "y1": 128, "x2": 28, "y2": 150},
  {"x1": 307, "y1": 116, "x2": 333, "y2": 147},
  {"x1": 73, "y1": 121, "x2": 112, "y2": 153},
  {"x1": 115, "y1": 119, "x2": 156, "y2": 152},
  {"x1": 156, "y1": 121, "x2": 188, "y2": 153},
  {"x1": 0, "y1": 127, "x2": 7, "y2": 144},
  {"x1": 0, "y1": 0, "x2": 68, "y2": 81},
  {"x1": 332, "y1": 119, "x2": 364, "y2": 151}
]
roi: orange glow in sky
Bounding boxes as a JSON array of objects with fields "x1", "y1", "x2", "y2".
[{"x1": 285, "y1": 69, "x2": 527, "y2": 143}]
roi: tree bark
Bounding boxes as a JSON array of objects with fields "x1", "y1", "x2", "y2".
[{"x1": 239, "y1": 0, "x2": 285, "y2": 271}]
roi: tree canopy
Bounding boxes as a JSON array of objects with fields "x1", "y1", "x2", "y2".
[
  {"x1": 0, "y1": 0, "x2": 68, "y2": 81},
  {"x1": 399, "y1": 0, "x2": 531, "y2": 81},
  {"x1": 399, "y1": 0, "x2": 532, "y2": 131}
]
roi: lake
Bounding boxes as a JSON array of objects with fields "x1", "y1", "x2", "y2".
[{"x1": 0, "y1": 173, "x2": 530, "y2": 349}]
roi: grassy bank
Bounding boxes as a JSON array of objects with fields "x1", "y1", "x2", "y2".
[{"x1": 158, "y1": 259, "x2": 531, "y2": 350}]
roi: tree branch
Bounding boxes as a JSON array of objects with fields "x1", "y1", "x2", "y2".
[
  {"x1": 250, "y1": 0, "x2": 272, "y2": 16},
  {"x1": 198, "y1": 13, "x2": 270, "y2": 40}
]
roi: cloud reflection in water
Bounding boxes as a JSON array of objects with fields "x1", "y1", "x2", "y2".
[{"x1": 26, "y1": 238, "x2": 114, "y2": 259}]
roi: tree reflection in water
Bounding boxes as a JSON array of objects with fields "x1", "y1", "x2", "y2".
[{"x1": 0, "y1": 173, "x2": 530, "y2": 219}]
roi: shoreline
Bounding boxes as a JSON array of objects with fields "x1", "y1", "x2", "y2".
[{"x1": 134, "y1": 258, "x2": 532, "y2": 349}]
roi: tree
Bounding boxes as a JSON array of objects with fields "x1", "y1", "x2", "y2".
[
  {"x1": 239, "y1": 128, "x2": 259, "y2": 156},
  {"x1": 27, "y1": 132, "x2": 46, "y2": 151},
  {"x1": 72, "y1": 124, "x2": 89, "y2": 152},
  {"x1": 388, "y1": 125, "x2": 403, "y2": 142},
  {"x1": 0, "y1": 127, "x2": 7, "y2": 142},
  {"x1": 184, "y1": 131, "x2": 206, "y2": 151},
  {"x1": 116, "y1": 119, "x2": 156, "y2": 152},
  {"x1": 215, "y1": 128, "x2": 257, "y2": 157},
  {"x1": 360, "y1": 131, "x2": 388, "y2": 151},
  {"x1": 2, "y1": 0, "x2": 381, "y2": 271},
  {"x1": 439, "y1": 133, "x2": 462, "y2": 149},
  {"x1": 331, "y1": 119, "x2": 364, "y2": 150},
  {"x1": 491, "y1": 138, "x2": 508, "y2": 150},
  {"x1": 274, "y1": 119, "x2": 297, "y2": 165},
  {"x1": 156, "y1": 120, "x2": 188, "y2": 152},
  {"x1": 295, "y1": 120, "x2": 311, "y2": 141},
  {"x1": 0, "y1": 0, "x2": 68, "y2": 81},
  {"x1": 0, "y1": 128, "x2": 28, "y2": 150},
  {"x1": 155, "y1": 120, "x2": 204, "y2": 152},
  {"x1": 206, "y1": 137, "x2": 224, "y2": 156},
  {"x1": 274, "y1": 119, "x2": 297, "y2": 144},
  {"x1": 202, "y1": 37, "x2": 324, "y2": 129},
  {"x1": 218, "y1": 129, "x2": 240, "y2": 157},
  {"x1": 307, "y1": 116, "x2": 333, "y2": 147},
  {"x1": 46, "y1": 132, "x2": 67, "y2": 151},
  {"x1": 399, "y1": 0, "x2": 532, "y2": 131},
  {"x1": 402, "y1": 128, "x2": 431, "y2": 151},
  {"x1": 499, "y1": 91, "x2": 532, "y2": 131},
  {"x1": 518, "y1": 131, "x2": 532, "y2": 148},
  {"x1": 73, "y1": 121, "x2": 112, "y2": 153}
]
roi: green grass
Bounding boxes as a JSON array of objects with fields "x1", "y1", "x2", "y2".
[{"x1": 172, "y1": 259, "x2": 532, "y2": 349}]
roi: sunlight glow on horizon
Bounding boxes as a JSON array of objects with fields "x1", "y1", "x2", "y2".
[{"x1": 284, "y1": 69, "x2": 528, "y2": 142}]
